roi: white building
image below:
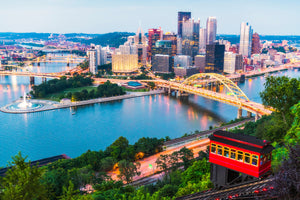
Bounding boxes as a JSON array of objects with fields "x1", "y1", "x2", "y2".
[
  {"x1": 206, "y1": 17, "x2": 217, "y2": 45},
  {"x1": 223, "y1": 52, "x2": 243, "y2": 73},
  {"x1": 87, "y1": 49, "x2": 97, "y2": 74},
  {"x1": 239, "y1": 22, "x2": 253, "y2": 58},
  {"x1": 95, "y1": 45, "x2": 107, "y2": 66}
]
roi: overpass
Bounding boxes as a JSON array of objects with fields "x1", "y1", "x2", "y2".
[{"x1": 0, "y1": 71, "x2": 65, "y2": 79}]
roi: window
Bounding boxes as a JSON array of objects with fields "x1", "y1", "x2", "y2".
[
  {"x1": 217, "y1": 145, "x2": 223, "y2": 156},
  {"x1": 260, "y1": 155, "x2": 264, "y2": 165},
  {"x1": 244, "y1": 153, "x2": 251, "y2": 164},
  {"x1": 252, "y1": 155, "x2": 258, "y2": 166},
  {"x1": 230, "y1": 149, "x2": 236, "y2": 160},
  {"x1": 237, "y1": 151, "x2": 244, "y2": 162},
  {"x1": 211, "y1": 144, "x2": 216, "y2": 154},
  {"x1": 224, "y1": 147, "x2": 229, "y2": 158}
]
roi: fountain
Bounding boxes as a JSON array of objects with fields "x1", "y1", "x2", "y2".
[{"x1": 18, "y1": 92, "x2": 32, "y2": 108}]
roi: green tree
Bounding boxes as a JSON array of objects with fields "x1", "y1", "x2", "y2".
[
  {"x1": 260, "y1": 76, "x2": 300, "y2": 126},
  {"x1": 117, "y1": 160, "x2": 141, "y2": 184},
  {"x1": 0, "y1": 152, "x2": 47, "y2": 200}
]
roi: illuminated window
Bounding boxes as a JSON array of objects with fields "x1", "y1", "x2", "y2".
[
  {"x1": 252, "y1": 155, "x2": 258, "y2": 166},
  {"x1": 260, "y1": 155, "x2": 264, "y2": 165},
  {"x1": 217, "y1": 145, "x2": 223, "y2": 156},
  {"x1": 244, "y1": 153, "x2": 251, "y2": 164},
  {"x1": 224, "y1": 147, "x2": 229, "y2": 158},
  {"x1": 211, "y1": 144, "x2": 216, "y2": 154},
  {"x1": 230, "y1": 149, "x2": 236, "y2": 160},
  {"x1": 237, "y1": 151, "x2": 244, "y2": 162}
]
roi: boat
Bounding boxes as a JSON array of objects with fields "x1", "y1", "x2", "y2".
[{"x1": 72, "y1": 112, "x2": 76, "y2": 115}]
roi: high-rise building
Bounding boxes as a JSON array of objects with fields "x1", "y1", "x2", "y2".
[
  {"x1": 199, "y1": 28, "x2": 207, "y2": 52},
  {"x1": 239, "y1": 22, "x2": 253, "y2": 58},
  {"x1": 87, "y1": 48, "x2": 97, "y2": 74},
  {"x1": 205, "y1": 42, "x2": 225, "y2": 73},
  {"x1": 181, "y1": 18, "x2": 200, "y2": 59},
  {"x1": 112, "y1": 54, "x2": 138, "y2": 73},
  {"x1": 148, "y1": 28, "x2": 163, "y2": 60},
  {"x1": 152, "y1": 54, "x2": 171, "y2": 73},
  {"x1": 135, "y1": 28, "x2": 148, "y2": 66},
  {"x1": 206, "y1": 17, "x2": 217, "y2": 45},
  {"x1": 163, "y1": 33, "x2": 177, "y2": 58},
  {"x1": 178, "y1": 12, "x2": 191, "y2": 38},
  {"x1": 152, "y1": 40, "x2": 173, "y2": 68},
  {"x1": 95, "y1": 45, "x2": 107, "y2": 66},
  {"x1": 251, "y1": 32, "x2": 260, "y2": 55}
]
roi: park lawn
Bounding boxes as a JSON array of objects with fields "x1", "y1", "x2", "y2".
[
  {"x1": 121, "y1": 87, "x2": 149, "y2": 92},
  {"x1": 41, "y1": 86, "x2": 97, "y2": 101}
]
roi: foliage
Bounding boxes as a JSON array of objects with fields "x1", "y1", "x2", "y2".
[
  {"x1": 31, "y1": 75, "x2": 93, "y2": 98},
  {"x1": 260, "y1": 76, "x2": 300, "y2": 126},
  {"x1": 155, "y1": 72, "x2": 175, "y2": 80},
  {"x1": 0, "y1": 152, "x2": 47, "y2": 200},
  {"x1": 147, "y1": 82, "x2": 156, "y2": 90},
  {"x1": 270, "y1": 145, "x2": 300, "y2": 199},
  {"x1": 117, "y1": 160, "x2": 141, "y2": 184},
  {"x1": 71, "y1": 81, "x2": 125, "y2": 101},
  {"x1": 130, "y1": 73, "x2": 152, "y2": 80},
  {"x1": 79, "y1": 60, "x2": 89, "y2": 70},
  {"x1": 134, "y1": 137, "x2": 164, "y2": 157}
]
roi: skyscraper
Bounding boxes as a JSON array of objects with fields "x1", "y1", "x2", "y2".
[
  {"x1": 251, "y1": 32, "x2": 260, "y2": 54},
  {"x1": 148, "y1": 28, "x2": 163, "y2": 61},
  {"x1": 206, "y1": 17, "x2": 217, "y2": 45},
  {"x1": 205, "y1": 42, "x2": 225, "y2": 73},
  {"x1": 239, "y1": 22, "x2": 253, "y2": 58},
  {"x1": 181, "y1": 18, "x2": 200, "y2": 59},
  {"x1": 178, "y1": 12, "x2": 191, "y2": 38},
  {"x1": 199, "y1": 28, "x2": 207, "y2": 52}
]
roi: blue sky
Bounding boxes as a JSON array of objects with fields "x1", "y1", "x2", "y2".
[{"x1": 0, "y1": 0, "x2": 299, "y2": 35}]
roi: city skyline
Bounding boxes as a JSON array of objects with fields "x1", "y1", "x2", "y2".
[{"x1": 1, "y1": 0, "x2": 300, "y2": 35}]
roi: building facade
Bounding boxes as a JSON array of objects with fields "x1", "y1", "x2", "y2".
[
  {"x1": 199, "y1": 28, "x2": 207, "y2": 52},
  {"x1": 251, "y1": 32, "x2": 260, "y2": 54},
  {"x1": 178, "y1": 12, "x2": 191, "y2": 38},
  {"x1": 206, "y1": 17, "x2": 217, "y2": 45},
  {"x1": 112, "y1": 54, "x2": 138, "y2": 73},
  {"x1": 87, "y1": 48, "x2": 97, "y2": 74},
  {"x1": 205, "y1": 43, "x2": 225, "y2": 73},
  {"x1": 195, "y1": 55, "x2": 206, "y2": 72},
  {"x1": 239, "y1": 22, "x2": 253, "y2": 58},
  {"x1": 152, "y1": 54, "x2": 171, "y2": 73},
  {"x1": 148, "y1": 28, "x2": 163, "y2": 61}
]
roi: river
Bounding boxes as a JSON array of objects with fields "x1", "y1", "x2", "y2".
[{"x1": 0, "y1": 55, "x2": 299, "y2": 166}]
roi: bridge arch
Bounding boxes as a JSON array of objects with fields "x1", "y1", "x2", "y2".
[{"x1": 182, "y1": 73, "x2": 250, "y2": 106}]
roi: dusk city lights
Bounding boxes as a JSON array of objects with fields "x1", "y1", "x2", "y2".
[{"x1": 0, "y1": 0, "x2": 299, "y2": 199}]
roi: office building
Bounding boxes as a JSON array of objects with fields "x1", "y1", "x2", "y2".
[
  {"x1": 148, "y1": 28, "x2": 163, "y2": 60},
  {"x1": 163, "y1": 33, "x2": 177, "y2": 58},
  {"x1": 178, "y1": 12, "x2": 191, "y2": 38},
  {"x1": 87, "y1": 48, "x2": 97, "y2": 74},
  {"x1": 199, "y1": 28, "x2": 207, "y2": 52},
  {"x1": 152, "y1": 40, "x2": 173, "y2": 68},
  {"x1": 95, "y1": 45, "x2": 107, "y2": 66},
  {"x1": 181, "y1": 18, "x2": 200, "y2": 58},
  {"x1": 239, "y1": 22, "x2": 253, "y2": 58},
  {"x1": 152, "y1": 54, "x2": 171, "y2": 73},
  {"x1": 112, "y1": 54, "x2": 138, "y2": 73},
  {"x1": 174, "y1": 66, "x2": 198, "y2": 77},
  {"x1": 205, "y1": 43, "x2": 225, "y2": 73},
  {"x1": 174, "y1": 55, "x2": 192, "y2": 68},
  {"x1": 194, "y1": 55, "x2": 206, "y2": 72},
  {"x1": 251, "y1": 32, "x2": 260, "y2": 54},
  {"x1": 206, "y1": 17, "x2": 217, "y2": 44}
]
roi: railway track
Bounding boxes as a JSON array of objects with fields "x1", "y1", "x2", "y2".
[{"x1": 176, "y1": 178, "x2": 274, "y2": 200}]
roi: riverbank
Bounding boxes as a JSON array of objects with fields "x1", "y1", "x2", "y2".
[
  {"x1": 0, "y1": 90, "x2": 165, "y2": 114},
  {"x1": 244, "y1": 64, "x2": 293, "y2": 78}
]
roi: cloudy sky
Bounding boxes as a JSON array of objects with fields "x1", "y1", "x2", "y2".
[{"x1": 0, "y1": 0, "x2": 299, "y2": 35}]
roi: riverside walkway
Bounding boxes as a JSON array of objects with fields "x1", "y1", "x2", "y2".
[{"x1": 0, "y1": 90, "x2": 164, "y2": 114}]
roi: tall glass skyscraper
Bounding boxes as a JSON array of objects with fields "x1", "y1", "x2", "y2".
[
  {"x1": 239, "y1": 22, "x2": 253, "y2": 58},
  {"x1": 199, "y1": 28, "x2": 207, "y2": 52},
  {"x1": 178, "y1": 12, "x2": 191, "y2": 38},
  {"x1": 206, "y1": 17, "x2": 217, "y2": 45}
]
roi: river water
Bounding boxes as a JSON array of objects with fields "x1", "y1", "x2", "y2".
[{"x1": 0, "y1": 56, "x2": 299, "y2": 166}]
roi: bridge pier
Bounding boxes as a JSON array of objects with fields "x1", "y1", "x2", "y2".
[
  {"x1": 67, "y1": 63, "x2": 70, "y2": 67},
  {"x1": 30, "y1": 77, "x2": 35, "y2": 85},
  {"x1": 255, "y1": 113, "x2": 259, "y2": 122},
  {"x1": 42, "y1": 77, "x2": 47, "y2": 83},
  {"x1": 37, "y1": 62, "x2": 40, "y2": 66},
  {"x1": 237, "y1": 108, "x2": 243, "y2": 119},
  {"x1": 247, "y1": 111, "x2": 252, "y2": 118}
]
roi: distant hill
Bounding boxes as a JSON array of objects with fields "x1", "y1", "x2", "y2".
[{"x1": 71, "y1": 32, "x2": 135, "y2": 48}]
